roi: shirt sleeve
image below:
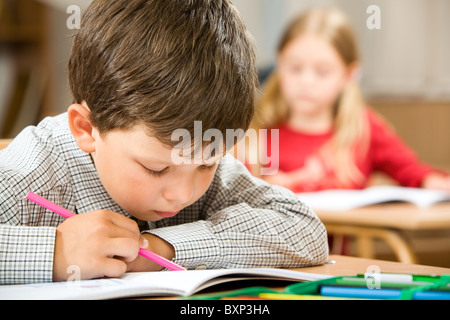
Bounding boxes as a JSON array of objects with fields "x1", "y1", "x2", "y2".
[
  {"x1": 0, "y1": 178, "x2": 56, "y2": 285},
  {"x1": 369, "y1": 111, "x2": 434, "y2": 187},
  {"x1": 147, "y1": 155, "x2": 329, "y2": 270}
]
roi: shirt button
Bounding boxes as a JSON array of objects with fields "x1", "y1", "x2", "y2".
[{"x1": 195, "y1": 265, "x2": 207, "y2": 270}]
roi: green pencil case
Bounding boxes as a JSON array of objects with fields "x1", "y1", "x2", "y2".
[
  {"x1": 285, "y1": 274, "x2": 450, "y2": 300},
  {"x1": 184, "y1": 273, "x2": 450, "y2": 300}
]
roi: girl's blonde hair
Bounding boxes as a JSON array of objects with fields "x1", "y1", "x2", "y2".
[{"x1": 253, "y1": 8, "x2": 369, "y2": 187}]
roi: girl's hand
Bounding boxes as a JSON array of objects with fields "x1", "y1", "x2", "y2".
[
  {"x1": 263, "y1": 171, "x2": 296, "y2": 189},
  {"x1": 422, "y1": 172, "x2": 450, "y2": 192}
]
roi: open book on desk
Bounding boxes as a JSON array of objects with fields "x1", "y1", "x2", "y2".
[
  {"x1": 298, "y1": 186, "x2": 450, "y2": 212},
  {"x1": 0, "y1": 268, "x2": 330, "y2": 300}
]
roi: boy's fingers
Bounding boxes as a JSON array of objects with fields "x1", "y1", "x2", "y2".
[
  {"x1": 104, "y1": 238, "x2": 141, "y2": 263},
  {"x1": 140, "y1": 236, "x2": 149, "y2": 249},
  {"x1": 92, "y1": 210, "x2": 142, "y2": 240},
  {"x1": 103, "y1": 235, "x2": 149, "y2": 263},
  {"x1": 100, "y1": 210, "x2": 141, "y2": 235},
  {"x1": 106, "y1": 213, "x2": 149, "y2": 249},
  {"x1": 105, "y1": 223, "x2": 148, "y2": 249},
  {"x1": 101, "y1": 258, "x2": 128, "y2": 279}
]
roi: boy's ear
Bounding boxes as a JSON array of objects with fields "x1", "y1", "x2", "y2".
[{"x1": 67, "y1": 104, "x2": 96, "y2": 153}]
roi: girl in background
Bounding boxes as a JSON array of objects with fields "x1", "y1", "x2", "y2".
[{"x1": 247, "y1": 8, "x2": 450, "y2": 193}]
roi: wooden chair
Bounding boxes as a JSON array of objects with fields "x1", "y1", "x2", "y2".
[{"x1": 327, "y1": 173, "x2": 403, "y2": 260}]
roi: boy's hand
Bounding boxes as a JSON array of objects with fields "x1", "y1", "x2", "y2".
[
  {"x1": 125, "y1": 233, "x2": 176, "y2": 273},
  {"x1": 53, "y1": 210, "x2": 148, "y2": 282}
]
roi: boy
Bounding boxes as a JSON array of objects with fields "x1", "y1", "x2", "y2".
[{"x1": 0, "y1": 0, "x2": 328, "y2": 285}]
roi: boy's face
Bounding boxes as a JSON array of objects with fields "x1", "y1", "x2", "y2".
[{"x1": 91, "y1": 125, "x2": 219, "y2": 222}]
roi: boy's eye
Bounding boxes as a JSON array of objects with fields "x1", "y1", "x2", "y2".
[
  {"x1": 146, "y1": 169, "x2": 167, "y2": 177},
  {"x1": 142, "y1": 164, "x2": 216, "y2": 177},
  {"x1": 143, "y1": 166, "x2": 169, "y2": 177},
  {"x1": 199, "y1": 164, "x2": 217, "y2": 171}
]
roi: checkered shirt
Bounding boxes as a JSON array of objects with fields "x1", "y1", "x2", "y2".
[{"x1": 0, "y1": 113, "x2": 328, "y2": 285}]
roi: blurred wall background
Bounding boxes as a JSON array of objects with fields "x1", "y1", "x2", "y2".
[{"x1": 234, "y1": 0, "x2": 450, "y2": 100}]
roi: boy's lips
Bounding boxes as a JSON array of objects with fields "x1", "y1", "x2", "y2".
[{"x1": 154, "y1": 210, "x2": 180, "y2": 218}]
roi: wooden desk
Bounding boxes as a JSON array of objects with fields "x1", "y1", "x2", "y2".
[
  {"x1": 143, "y1": 255, "x2": 450, "y2": 300},
  {"x1": 316, "y1": 203, "x2": 450, "y2": 264},
  {"x1": 300, "y1": 255, "x2": 450, "y2": 276}
]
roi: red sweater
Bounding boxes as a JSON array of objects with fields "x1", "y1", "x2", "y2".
[{"x1": 265, "y1": 109, "x2": 434, "y2": 193}]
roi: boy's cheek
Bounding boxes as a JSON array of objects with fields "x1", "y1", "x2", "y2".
[{"x1": 112, "y1": 192, "x2": 155, "y2": 218}]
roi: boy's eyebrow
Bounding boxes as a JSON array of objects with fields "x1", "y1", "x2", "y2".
[{"x1": 137, "y1": 154, "x2": 221, "y2": 167}]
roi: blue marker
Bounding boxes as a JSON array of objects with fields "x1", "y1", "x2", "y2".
[
  {"x1": 320, "y1": 286, "x2": 450, "y2": 300},
  {"x1": 320, "y1": 286, "x2": 402, "y2": 299},
  {"x1": 414, "y1": 291, "x2": 450, "y2": 300}
]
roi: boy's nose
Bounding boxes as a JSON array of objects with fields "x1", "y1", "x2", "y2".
[{"x1": 162, "y1": 177, "x2": 195, "y2": 205}]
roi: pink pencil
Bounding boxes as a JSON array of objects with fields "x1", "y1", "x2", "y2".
[{"x1": 26, "y1": 191, "x2": 185, "y2": 272}]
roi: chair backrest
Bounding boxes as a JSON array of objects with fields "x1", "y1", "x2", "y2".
[{"x1": 0, "y1": 139, "x2": 12, "y2": 151}]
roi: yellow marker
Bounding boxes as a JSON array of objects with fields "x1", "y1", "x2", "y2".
[{"x1": 259, "y1": 293, "x2": 355, "y2": 300}]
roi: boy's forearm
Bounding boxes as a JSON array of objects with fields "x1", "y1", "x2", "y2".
[
  {"x1": 0, "y1": 225, "x2": 56, "y2": 285},
  {"x1": 147, "y1": 205, "x2": 329, "y2": 271}
]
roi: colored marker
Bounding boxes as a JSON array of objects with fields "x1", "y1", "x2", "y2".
[
  {"x1": 259, "y1": 293, "x2": 354, "y2": 300},
  {"x1": 26, "y1": 191, "x2": 185, "y2": 272},
  {"x1": 221, "y1": 296, "x2": 270, "y2": 300},
  {"x1": 414, "y1": 291, "x2": 450, "y2": 300},
  {"x1": 320, "y1": 286, "x2": 402, "y2": 299},
  {"x1": 336, "y1": 278, "x2": 432, "y2": 289},
  {"x1": 362, "y1": 273, "x2": 442, "y2": 284},
  {"x1": 320, "y1": 286, "x2": 450, "y2": 300},
  {"x1": 364, "y1": 273, "x2": 413, "y2": 284}
]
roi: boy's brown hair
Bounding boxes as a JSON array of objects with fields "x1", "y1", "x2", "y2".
[{"x1": 68, "y1": 0, "x2": 257, "y2": 148}]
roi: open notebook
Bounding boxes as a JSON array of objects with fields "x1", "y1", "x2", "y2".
[
  {"x1": 0, "y1": 268, "x2": 330, "y2": 300},
  {"x1": 298, "y1": 186, "x2": 450, "y2": 211}
]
